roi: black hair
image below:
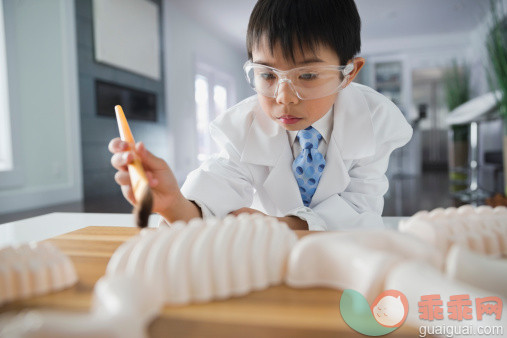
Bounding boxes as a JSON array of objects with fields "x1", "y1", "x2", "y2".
[{"x1": 246, "y1": 0, "x2": 361, "y2": 65}]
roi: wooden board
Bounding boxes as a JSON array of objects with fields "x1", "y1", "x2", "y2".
[{"x1": 0, "y1": 226, "x2": 420, "y2": 337}]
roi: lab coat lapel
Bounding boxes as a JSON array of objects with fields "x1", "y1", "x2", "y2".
[
  {"x1": 262, "y1": 141, "x2": 303, "y2": 214},
  {"x1": 310, "y1": 135, "x2": 350, "y2": 206},
  {"x1": 240, "y1": 106, "x2": 303, "y2": 214},
  {"x1": 311, "y1": 83, "x2": 376, "y2": 205}
]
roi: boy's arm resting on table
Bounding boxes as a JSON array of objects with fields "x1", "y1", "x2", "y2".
[
  {"x1": 274, "y1": 215, "x2": 309, "y2": 230},
  {"x1": 159, "y1": 203, "x2": 310, "y2": 230},
  {"x1": 229, "y1": 207, "x2": 310, "y2": 230}
]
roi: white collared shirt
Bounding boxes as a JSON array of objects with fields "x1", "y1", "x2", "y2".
[{"x1": 287, "y1": 106, "x2": 334, "y2": 159}]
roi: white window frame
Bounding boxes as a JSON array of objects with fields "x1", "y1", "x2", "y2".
[
  {"x1": 194, "y1": 61, "x2": 235, "y2": 163},
  {"x1": 0, "y1": 0, "x2": 12, "y2": 172},
  {"x1": 0, "y1": 0, "x2": 23, "y2": 188}
]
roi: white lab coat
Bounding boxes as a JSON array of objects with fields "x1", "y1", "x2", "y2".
[{"x1": 180, "y1": 83, "x2": 413, "y2": 231}]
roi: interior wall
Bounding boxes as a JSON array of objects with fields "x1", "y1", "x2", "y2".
[
  {"x1": 0, "y1": 0, "x2": 82, "y2": 214},
  {"x1": 162, "y1": 0, "x2": 253, "y2": 182},
  {"x1": 75, "y1": 0, "x2": 168, "y2": 200}
]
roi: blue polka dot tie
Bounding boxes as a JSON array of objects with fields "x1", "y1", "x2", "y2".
[{"x1": 292, "y1": 126, "x2": 326, "y2": 207}]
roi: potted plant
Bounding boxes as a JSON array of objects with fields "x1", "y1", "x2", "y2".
[
  {"x1": 486, "y1": 0, "x2": 507, "y2": 202},
  {"x1": 444, "y1": 60, "x2": 470, "y2": 194}
]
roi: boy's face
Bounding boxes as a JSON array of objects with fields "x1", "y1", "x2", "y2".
[{"x1": 251, "y1": 38, "x2": 363, "y2": 131}]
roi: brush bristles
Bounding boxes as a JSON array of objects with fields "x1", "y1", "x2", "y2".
[{"x1": 134, "y1": 187, "x2": 153, "y2": 228}]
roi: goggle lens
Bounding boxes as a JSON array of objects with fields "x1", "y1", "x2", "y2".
[{"x1": 244, "y1": 62, "x2": 352, "y2": 100}]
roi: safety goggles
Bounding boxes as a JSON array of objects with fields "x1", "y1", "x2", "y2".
[{"x1": 243, "y1": 60, "x2": 354, "y2": 100}]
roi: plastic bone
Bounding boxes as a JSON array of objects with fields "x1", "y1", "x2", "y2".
[
  {"x1": 189, "y1": 219, "x2": 221, "y2": 302},
  {"x1": 446, "y1": 244, "x2": 507, "y2": 297},
  {"x1": 106, "y1": 213, "x2": 297, "y2": 305},
  {"x1": 0, "y1": 310, "x2": 142, "y2": 338},
  {"x1": 287, "y1": 239, "x2": 401, "y2": 303},
  {"x1": 399, "y1": 205, "x2": 507, "y2": 257},
  {"x1": 384, "y1": 260, "x2": 506, "y2": 337},
  {"x1": 0, "y1": 274, "x2": 157, "y2": 338},
  {"x1": 144, "y1": 222, "x2": 185, "y2": 294},
  {"x1": 285, "y1": 230, "x2": 444, "y2": 303},
  {"x1": 125, "y1": 229, "x2": 161, "y2": 276},
  {"x1": 210, "y1": 221, "x2": 237, "y2": 299},
  {"x1": 105, "y1": 232, "x2": 144, "y2": 276},
  {"x1": 0, "y1": 242, "x2": 77, "y2": 306},
  {"x1": 165, "y1": 220, "x2": 205, "y2": 304}
]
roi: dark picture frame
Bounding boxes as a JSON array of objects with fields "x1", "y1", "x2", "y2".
[{"x1": 95, "y1": 80, "x2": 157, "y2": 121}]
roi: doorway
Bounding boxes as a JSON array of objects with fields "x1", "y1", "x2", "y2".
[{"x1": 412, "y1": 67, "x2": 449, "y2": 170}]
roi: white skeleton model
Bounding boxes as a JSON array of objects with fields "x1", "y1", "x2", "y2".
[
  {"x1": 1, "y1": 207, "x2": 506, "y2": 337},
  {"x1": 0, "y1": 242, "x2": 77, "y2": 306}
]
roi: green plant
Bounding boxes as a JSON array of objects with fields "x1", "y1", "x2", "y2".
[
  {"x1": 486, "y1": 0, "x2": 507, "y2": 121},
  {"x1": 444, "y1": 60, "x2": 470, "y2": 112},
  {"x1": 486, "y1": 0, "x2": 507, "y2": 196},
  {"x1": 444, "y1": 60, "x2": 470, "y2": 142}
]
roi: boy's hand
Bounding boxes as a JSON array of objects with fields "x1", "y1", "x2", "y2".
[
  {"x1": 229, "y1": 207, "x2": 267, "y2": 217},
  {"x1": 108, "y1": 138, "x2": 197, "y2": 221}
]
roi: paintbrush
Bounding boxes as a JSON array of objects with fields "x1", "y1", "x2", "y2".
[{"x1": 114, "y1": 105, "x2": 153, "y2": 228}]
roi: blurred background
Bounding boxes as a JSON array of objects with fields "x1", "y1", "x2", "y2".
[{"x1": 0, "y1": 0, "x2": 506, "y2": 223}]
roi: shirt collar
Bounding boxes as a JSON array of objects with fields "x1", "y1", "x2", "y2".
[
  {"x1": 288, "y1": 106, "x2": 334, "y2": 146},
  {"x1": 237, "y1": 83, "x2": 376, "y2": 167}
]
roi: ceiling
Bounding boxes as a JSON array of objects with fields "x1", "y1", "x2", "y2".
[{"x1": 171, "y1": 0, "x2": 490, "y2": 54}]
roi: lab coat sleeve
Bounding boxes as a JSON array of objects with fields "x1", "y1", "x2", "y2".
[
  {"x1": 158, "y1": 199, "x2": 214, "y2": 227},
  {"x1": 313, "y1": 127, "x2": 413, "y2": 231},
  {"x1": 179, "y1": 146, "x2": 255, "y2": 219},
  {"x1": 285, "y1": 206, "x2": 327, "y2": 231}
]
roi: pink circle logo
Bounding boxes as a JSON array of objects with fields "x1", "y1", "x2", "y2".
[{"x1": 370, "y1": 290, "x2": 409, "y2": 328}]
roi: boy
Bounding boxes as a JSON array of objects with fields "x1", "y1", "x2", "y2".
[{"x1": 109, "y1": 0, "x2": 412, "y2": 231}]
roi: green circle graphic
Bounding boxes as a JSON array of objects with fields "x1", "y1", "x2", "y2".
[{"x1": 340, "y1": 289, "x2": 399, "y2": 336}]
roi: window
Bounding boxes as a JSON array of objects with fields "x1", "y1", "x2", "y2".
[
  {"x1": 0, "y1": 0, "x2": 13, "y2": 172},
  {"x1": 195, "y1": 74, "x2": 210, "y2": 163},
  {"x1": 194, "y1": 63, "x2": 234, "y2": 163}
]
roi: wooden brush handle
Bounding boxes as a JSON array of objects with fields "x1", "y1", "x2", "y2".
[{"x1": 114, "y1": 105, "x2": 150, "y2": 203}]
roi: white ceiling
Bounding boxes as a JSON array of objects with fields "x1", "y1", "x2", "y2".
[{"x1": 171, "y1": 0, "x2": 490, "y2": 54}]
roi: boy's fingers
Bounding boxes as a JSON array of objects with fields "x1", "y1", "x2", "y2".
[
  {"x1": 136, "y1": 142, "x2": 168, "y2": 171},
  {"x1": 146, "y1": 171, "x2": 159, "y2": 187},
  {"x1": 230, "y1": 207, "x2": 265, "y2": 216},
  {"x1": 121, "y1": 185, "x2": 136, "y2": 205},
  {"x1": 229, "y1": 207, "x2": 249, "y2": 216},
  {"x1": 108, "y1": 138, "x2": 130, "y2": 153},
  {"x1": 111, "y1": 152, "x2": 133, "y2": 170},
  {"x1": 114, "y1": 171, "x2": 131, "y2": 186}
]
